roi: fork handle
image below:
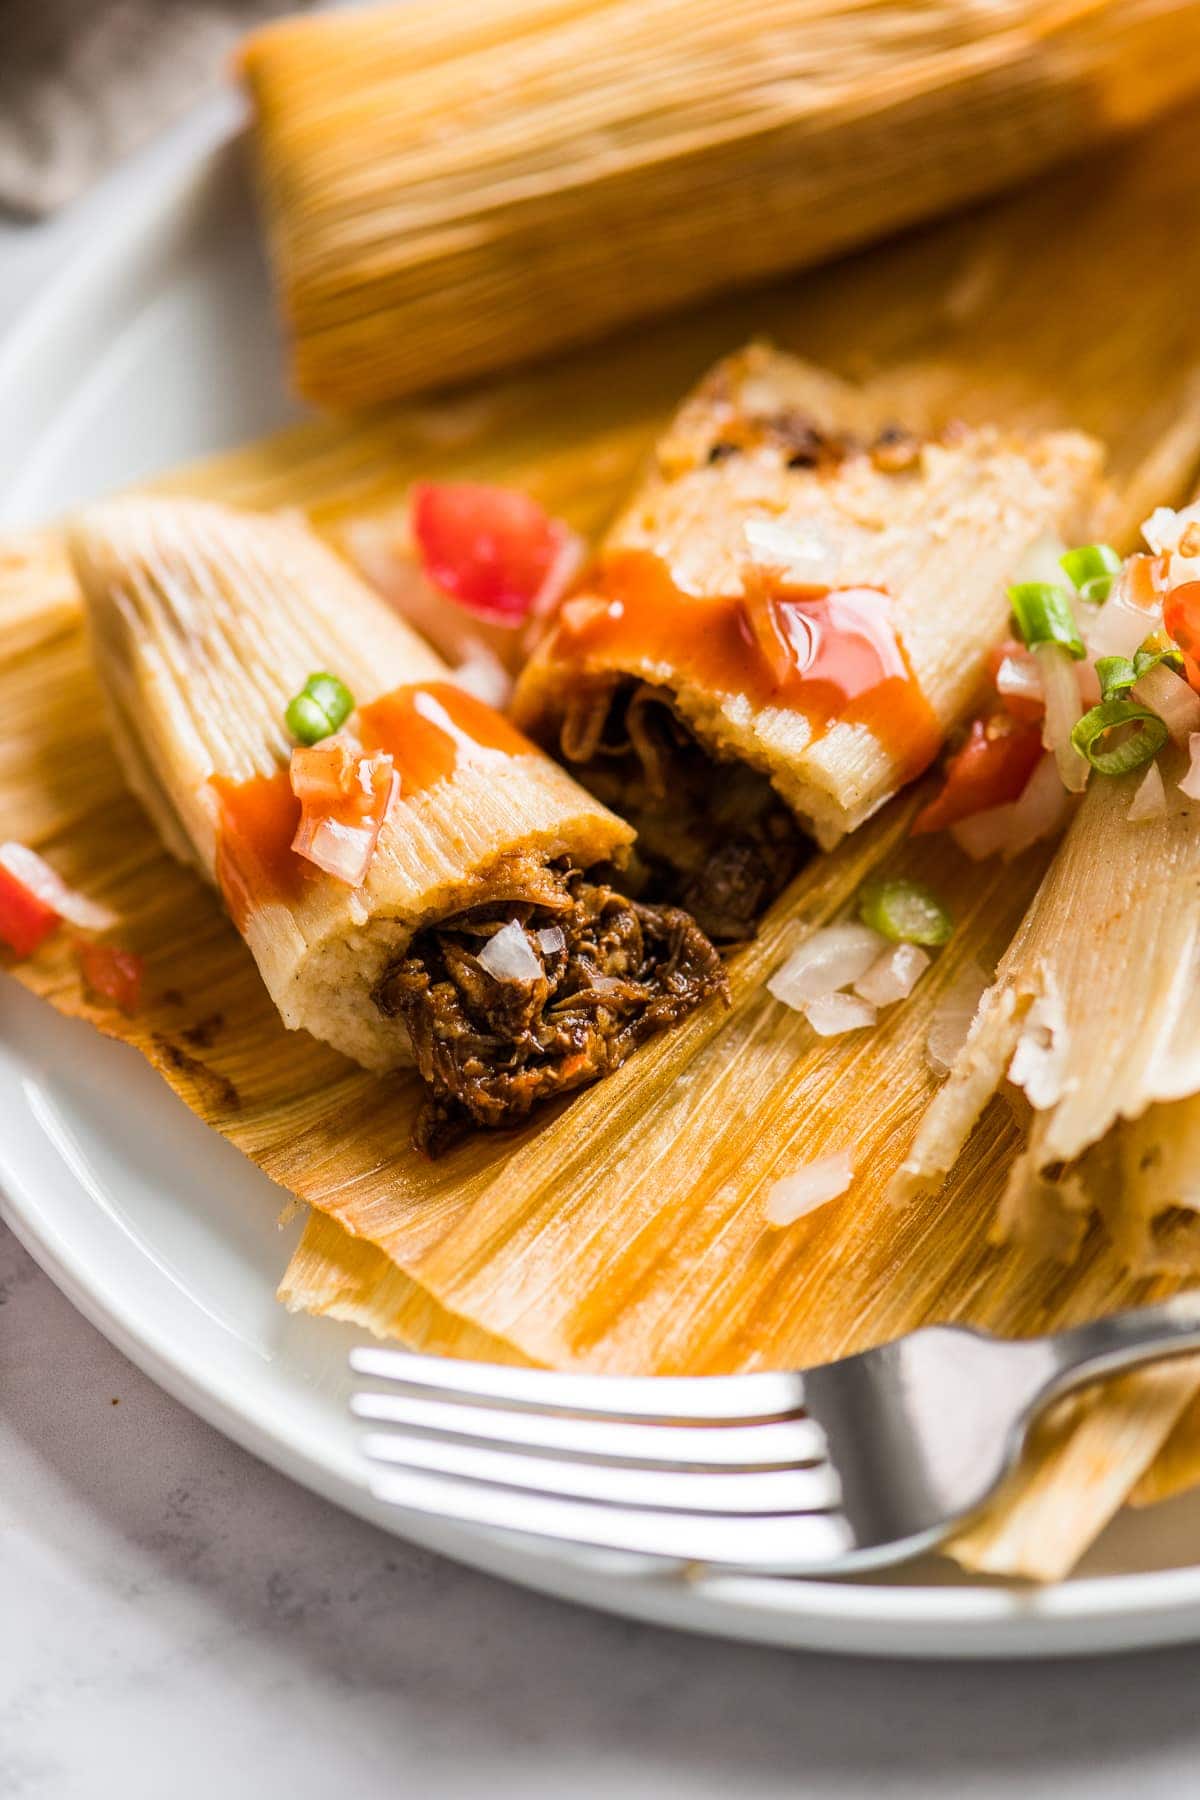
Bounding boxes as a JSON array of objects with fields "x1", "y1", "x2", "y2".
[{"x1": 1038, "y1": 1292, "x2": 1200, "y2": 1404}]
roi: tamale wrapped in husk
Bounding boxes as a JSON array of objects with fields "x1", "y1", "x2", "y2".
[
  {"x1": 70, "y1": 498, "x2": 644, "y2": 1080},
  {"x1": 514, "y1": 345, "x2": 1101, "y2": 861},
  {"x1": 239, "y1": 0, "x2": 1200, "y2": 410},
  {"x1": 894, "y1": 743, "x2": 1200, "y2": 1273},
  {"x1": 9, "y1": 103, "x2": 1200, "y2": 1579}
]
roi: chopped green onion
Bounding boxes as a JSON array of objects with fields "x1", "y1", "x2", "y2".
[
  {"x1": 1059, "y1": 543, "x2": 1121, "y2": 605},
  {"x1": 1095, "y1": 655, "x2": 1137, "y2": 700},
  {"x1": 1069, "y1": 697, "x2": 1168, "y2": 775},
  {"x1": 858, "y1": 877, "x2": 953, "y2": 947},
  {"x1": 1133, "y1": 631, "x2": 1186, "y2": 681},
  {"x1": 285, "y1": 671, "x2": 355, "y2": 745},
  {"x1": 1008, "y1": 582, "x2": 1086, "y2": 659}
]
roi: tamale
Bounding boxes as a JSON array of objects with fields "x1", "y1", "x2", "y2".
[
  {"x1": 513, "y1": 346, "x2": 1102, "y2": 928},
  {"x1": 69, "y1": 498, "x2": 726, "y2": 1145},
  {"x1": 239, "y1": 0, "x2": 1200, "y2": 410}
]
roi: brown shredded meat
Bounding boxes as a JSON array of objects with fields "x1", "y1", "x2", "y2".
[
  {"x1": 373, "y1": 866, "x2": 728, "y2": 1157},
  {"x1": 557, "y1": 679, "x2": 808, "y2": 942}
]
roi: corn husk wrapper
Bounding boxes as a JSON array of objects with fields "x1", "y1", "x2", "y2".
[
  {"x1": 239, "y1": 0, "x2": 1200, "y2": 410},
  {"x1": 70, "y1": 498, "x2": 631, "y2": 1071},
  {"x1": 11, "y1": 107, "x2": 1200, "y2": 1577},
  {"x1": 514, "y1": 345, "x2": 1101, "y2": 847}
]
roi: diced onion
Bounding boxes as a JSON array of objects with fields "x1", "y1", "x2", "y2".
[
  {"x1": 926, "y1": 962, "x2": 990, "y2": 1075},
  {"x1": 802, "y1": 992, "x2": 877, "y2": 1037},
  {"x1": 536, "y1": 925, "x2": 566, "y2": 955},
  {"x1": 1180, "y1": 734, "x2": 1200, "y2": 801},
  {"x1": 741, "y1": 517, "x2": 840, "y2": 589},
  {"x1": 477, "y1": 919, "x2": 542, "y2": 982},
  {"x1": 949, "y1": 752, "x2": 1071, "y2": 862},
  {"x1": 767, "y1": 923, "x2": 886, "y2": 1008},
  {"x1": 853, "y1": 942, "x2": 930, "y2": 1008},
  {"x1": 1035, "y1": 643, "x2": 1088, "y2": 792},
  {"x1": 290, "y1": 752, "x2": 397, "y2": 886},
  {"x1": 0, "y1": 842, "x2": 115, "y2": 931},
  {"x1": 1128, "y1": 760, "x2": 1167, "y2": 821},
  {"x1": 1133, "y1": 661, "x2": 1200, "y2": 746},
  {"x1": 764, "y1": 1151, "x2": 854, "y2": 1228},
  {"x1": 1085, "y1": 558, "x2": 1165, "y2": 661},
  {"x1": 994, "y1": 649, "x2": 1042, "y2": 710}
]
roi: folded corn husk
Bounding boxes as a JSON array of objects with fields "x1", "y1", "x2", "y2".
[
  {"x1": 239, "y1": 0, "x2": 1200, "y2": 410},
  {"x1": 70, "y1": 498, "x2": 630, "y2": 1071},
  {"x1": 894, "y1": 750, "x2": 1200, "y2": 1273},
  {"x1": 514, "y1": 344, "x2": 1102, "y2": 847},
  {"x1": 9, "y1": 103, "x2": 1200, "y2": 1579}
]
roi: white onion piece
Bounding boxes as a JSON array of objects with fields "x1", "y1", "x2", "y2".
[
  {"x1": 1128, "y1": 760, "x2": 1166, "y2": 821},
  {"x1": 994, "y1": 649, "x2": 1042, "y2": 709},
  {"x1": 764, "y1": 1152, "x2": 854, "y2": 1228},
  {"x1": 768, "y1": 923, "x2": 886, "y2": 1008},
  {"x1": 1180, "y1": 734, "x2": 1200, "y2": 801},
  {"x1": 741, "y1": 517, "x2": 840, "y2": 589},
  {"x1": 477, "y1": 919, "x2": 542, "y2": 982},
  {"x1": 853, "y1": 942, "x2": 930, "y2": 1008},
  {"x1": 950, "y1": 752, "x2": 1071, "y2": 862},
  {"x1": 802, "y1": 992, "x2": 877, "y2": 1037},
  {"x1": 926, "y1": 962, "x2": 990, "y2": 1075},
  {"x1": 1012, "y1": 532, "x2": 1068, "y2": 587},
  {"x1": 0, "y1": 842, "x2": 115, "y2": 931},
  {"x1": 1142, "y1": 500, "x2": 1200, "y2": 556},
  {"x1": 1035, "y1": 643, "x2": 1088, "y2": 793},
  {"x1": 448, "y1": 645, "x2": 514, "y2": 709},
  {"x1": 1133, "y1": 662, "x2": 1200, "y2": 747},
  {"x1": 536, "y1": 925, "x2": 566, "y2": 955}
]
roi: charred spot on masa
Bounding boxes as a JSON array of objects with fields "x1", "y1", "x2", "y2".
[
  {"x1": 870, "y1": 423, "x2": 922, "y2": 474},
  {"x1": 150, "y1": 1033, "x2": 241, "y2": 1112},
  {"x1": 159, "y1": 988, "x2": 186, "y2": 1007},
  {"x1": 182, "y1": 1012, "x2": 225, "y2": 1050}
]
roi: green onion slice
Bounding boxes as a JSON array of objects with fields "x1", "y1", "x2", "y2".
[
  {"x1": 1134, "y1": 631, "x2": 1186, "y2": 681},
  {"x1": 1095, "y1": 655, "x2": 1137, "y2": 700},
  {"x1": 1008, "y1": 582, "x2": 1086, "y2": 659},
  {"x1": 285, "y1": 672, "x2": 355, "y2": 745},
  {"x1": 1059, "y1": 543, "x2": 1121, "y2": 605},
  {"x1": 858, "y1": 877, "x2": 953, "y2": 947},
  {"x1": 1070, "y1": 697, "x2": 1168, "y2": 775}
]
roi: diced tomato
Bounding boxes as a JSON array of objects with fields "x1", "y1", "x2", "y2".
[
  {"x1": 911, "y1": 716, "x2": 1044, "y2": 836},
  {"x1": 0, "y1": 861, "x2": 61, "y2": 957},
  {"x1": 291, "y1": 746, "x2": 398, "y2": 886},
  {"x1": 76, "y1": 940, "x2": 144, "y2": 1014},
  {"x1": 1164, "y1": 581, "x2": 1200, "y2": 692},
  {"x1": 410, "y1": 482, "x2": 578, "y2": 624}
]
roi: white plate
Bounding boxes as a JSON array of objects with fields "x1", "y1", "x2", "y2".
[{"x1": 3, "y1": 114, "x2": 1200, "y2": 1660}]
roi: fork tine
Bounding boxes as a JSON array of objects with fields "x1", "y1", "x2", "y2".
[
  {"x1": 362, "y1": 1432, "x2": 843, "y2": 1513},
  {"x1": 350, "y1": 1346, "x2": 804, "y2": 1421},
  {"x1": 350, "y1": 1392, "x2": 827, "y2": 1468},
  {"x1": 361, "y1": 1465, "x2": 856, "y2": 1570}
]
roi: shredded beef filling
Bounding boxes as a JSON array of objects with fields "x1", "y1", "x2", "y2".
[
  {"x1": 373, "y1": 866, "x2": 728, "y2": 1157},
  {"x1": 557, "y1": 679, "x2": 809, "y2": 943}
]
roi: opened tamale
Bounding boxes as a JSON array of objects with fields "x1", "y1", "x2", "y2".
[
  {"x1": 69, "y1": 498, "x2": 727, "y2": 1145},
  {"x1": 514, "y1": 345, "x2": 1102, "y2": 893},
  {"x1": 240, "y1": 0, "x2": 1200, "y2": 410}
]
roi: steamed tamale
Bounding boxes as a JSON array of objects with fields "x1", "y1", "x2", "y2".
[
  {"x1": 69, "y1": 498, "x2": 726, "y2": 1147},
  {"x1": 239, "y1": 0, "x2": 1200, "y2": 410},
  {"x1": 895, "y1": 511, "x2": 1200, "y2": 1276},
  {"x1": 513, "y1": 346, "x2": 1103, "y2": 947}
]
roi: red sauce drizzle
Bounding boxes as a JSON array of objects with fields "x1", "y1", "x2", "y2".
[
  {"x1": 552, "y1": 550, "x2": 941, "y2": 778},
  {"x1": 211, "y1": 681, "x2": 533, "y2": 929}
]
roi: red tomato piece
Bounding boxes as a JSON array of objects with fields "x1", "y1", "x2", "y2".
[
  {"x1": 911, "y1": 716, "x2": 1044, "y2": 836},
  {"x1": 410, "y1": 482, "x2": 572, "y2": 624},
  {"x1": 1164, "y1": 581, "x2": 1200, "y2": 693},
  {"x1": 0, "y1": 862, "x2": 60, "y2": 957},
  {"x1": 77, "y1": 940, "x2": 144, "y2": 1014}
]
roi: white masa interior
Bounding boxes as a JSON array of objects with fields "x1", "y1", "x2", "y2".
[{"x1": 2, "y1": 108, "x2": 1199, "y2": 1660}]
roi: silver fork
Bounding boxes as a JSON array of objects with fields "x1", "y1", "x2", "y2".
[{"x1": 350, "y1": 1296, "x2": 1200, "y2": 1576}]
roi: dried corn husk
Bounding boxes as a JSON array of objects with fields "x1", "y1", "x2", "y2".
[
  {"x1": 70, "y1": 497, "x2": 631, "y2": 1071},
  {"x1": 514, "y1": 344, "x2": 1102, "y2": 847},
  {"x1": 240, "y1": 0, "x2": 1200, "y2": 410},
  {"x1": 9, "y1": 105, "x2": 1200, "y2": 1580}
]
